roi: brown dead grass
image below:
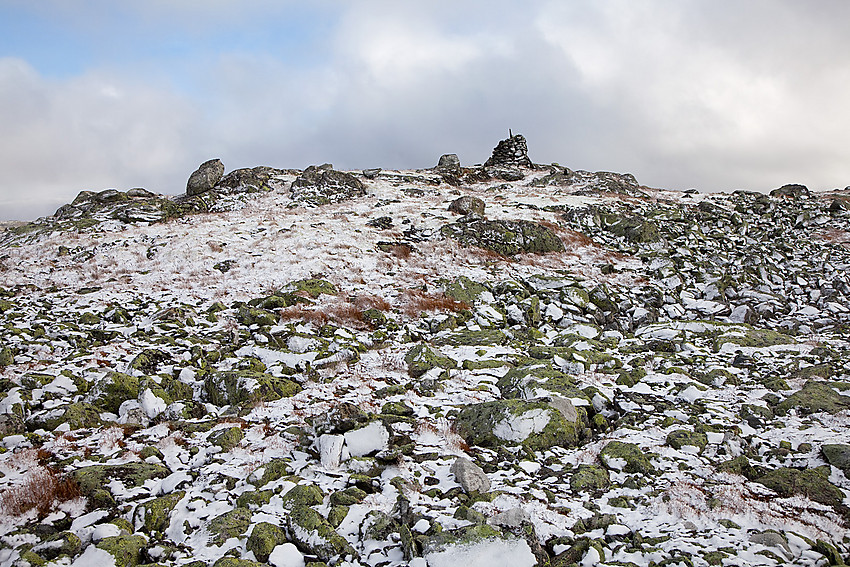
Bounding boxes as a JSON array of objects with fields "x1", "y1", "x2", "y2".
[
  {"x1": 400, "y1": 289, "x2": 470, "y2": 317},
  {"x1": 1, "y1": 467, "x2": 81, "y2": 518}
]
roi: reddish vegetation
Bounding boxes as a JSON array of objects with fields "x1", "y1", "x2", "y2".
[
  {"x1": 400, "y1": 289, "x2": 470, "y2": 317},
  {"x1": 1, "y1": 467, "x2": 81, "y2": 518},
  {"x1": 277, "y1": 294, "x2": 393, "y2": 329}
]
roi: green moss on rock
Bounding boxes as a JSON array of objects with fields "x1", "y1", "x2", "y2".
[
  {"x1": 208, "y1": 507, "x2": 252, "y2": 545},
  {"x1": 286, "y1": 504, "x2": 355, "y2": 562},
  {"x1": 247, "y1": 522, "x2": 287, "y2": 563},
  {"x1": 136, "y1": 491, "x2": 185, "y2": 534},
  {"x1": 443, "y1": 276, "x2": 488, "y2": 305},
  {"x1": 454, "y1": 399, "x2": 583, "y2": 451},
  {"x1": 441, "y1": 218, "x2": 566, "y2": 256},
  {"x1": 204, "y1": 371, "x2": 301, "y2": 406},
  {"x1": 756, "y1": 466, "x2": 844, "y2": 508},
  {"x1": 281, "y1": 484, "x2": 324, "y2": 509},
  {"x1": 404, "y1": 343, "x2": 454, "y2": 379},
  {"x1": 599, "y1": 441, "x2": 655, "y2": 475},
  {"x1": 96, "y1": 535, "x2": 147, "y2": 567},
  {"x1": 73, "y1": 463, "x2": 170, "y2": 497},
  {"x1": 209, "y1": 426, "x2": 244, "y2": 451},
  {"x1": 666, "y1": 429, "x2": 708, "y2": 452},
  {"x1": 570, "y1": 464, "x2": 611, "y2": 492},
  {"x1": 777, "y1": 381, "x2": 850, "y2": 415},
  {"x1": 89, "y1": 372, "x2": 140, "y2": 414}
]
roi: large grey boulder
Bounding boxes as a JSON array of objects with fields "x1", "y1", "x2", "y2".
[
  {"x1": 186, "y1": 159, "x2": 225, "y2": 196},
  {"x1": 450, "y1": 457, "x2": 490, "y2": 493}
]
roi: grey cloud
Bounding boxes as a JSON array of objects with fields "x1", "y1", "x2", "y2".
[{"x1": 3, "y1": 1, "x2": 850, "y2": 220}]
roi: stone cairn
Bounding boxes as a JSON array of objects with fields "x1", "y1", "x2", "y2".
[{"x1": 484, "y1": 133, "x2": 532, "y2": 168}]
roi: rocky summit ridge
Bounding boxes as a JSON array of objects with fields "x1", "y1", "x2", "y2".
[{"x1": 1, "y1": 135, "x2": 850, "y2": 567}]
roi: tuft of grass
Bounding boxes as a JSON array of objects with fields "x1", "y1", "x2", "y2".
[
  {"x1": 1, "y1": 467, "x2": 81, "y2": 518},
  {"x1": 401, "y1": 289, "x2": 470, "y2": 317}
]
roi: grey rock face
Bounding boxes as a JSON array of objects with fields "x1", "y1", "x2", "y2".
[
  {"x1": 484, "y1": 134, "x2": 532, "y2": 168},
  {"x1": 450, "y1": 456, "x2": 490, "y2": 493},
  {"x1": 441, "y1": 218, "x2": 565, "y2": 256},
  {"x1": 448, "y1": 196, "x2": 485, "y2": 217},
  {"x1": 770, "y1": 184, "x2": 809, "y2": 199},
  {"x1": 186, "y1": 159, "x2": 225, "y2": 196},
  {"x1": 437, "y1": 154, "x2": 461, "y2": 170}
]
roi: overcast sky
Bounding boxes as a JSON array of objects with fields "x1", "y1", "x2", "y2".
[{"x1": 2, "y1": 1, "x2": 850, "y2": 220}]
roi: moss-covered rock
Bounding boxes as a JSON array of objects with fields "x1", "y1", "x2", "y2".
[
  {"x1": 128, "y1": 349, "x2": 171, "y2": 374},
  {"x1": 330, "y1": 486, "x2": 368, "y2": 506},
  {"x1": 32, "y1": 531, "x2": 82, "y2": 560},
  {"x1": 73, "y1": 463, "x2": 170, "y2": 497},
  {"x1": 433, "y1": 328, "x2": 506, "y2": 347},
  {"x1": 0, "y1": 346, "x2": 13, "y2": 367},
  {"x1": 287, "y1": 278, "x2": 338, "y2": 299},
  {"x1": 88, "y1": 372, "x2": 140, "y2": 413},
  {"x1": 96, "y1": 535, "x2": 147, "y2": 567},
  {"x1": 441, "y1": 218, "x2": 565, "y2": 256},
  {"x1": 236, "y1": 489, "x2": 274, "y2": 509},
  {"x1": 714, "y1": 328, "x2": 794, "y2": 350},
  {"x1": 666, "y1": 429, "x2": 709, "y2": 452},
  {"x1": 454, "y1": 399, "x2": 583, "y2": 451},
  {"x1": 570, "y1": 464, "x2": 611, "y2": 492},
  {"x1": 404, "y1": 343, "x2": 454, "y2": 379},
  {"x1": 777, "y1": 381, "x2": 850, "y2": 415},
  {"x1": 203, "y1": 371, "x2": 301, "y2": 406},
  {"x1": 717, "y1": 456, "x2": 760, "y2": 480},
  {"x1": 599, "y1": 441, "x2": 655, "y2": 475},
  {"x1": 822, "y1": 444, "x2": 850, "y2": 473},
  {"x1": 281, "y1": 484, "x2": 324, "y2": 509},
  {"x1": 212, "y1": 558, "x2": 265, "y2": 567},
  {"x1": 209, "y1": 426, "x2": 244, "y2": 451},
  {"x1": 756, "y1": 466, "x2": 845, "y2": 508},
  {"x1": 135, "y1": 491, "x2": 185, "y2": 534},
  {"x1": 286, "y1": 504, "x2": 355, "y2": 562},
  {"x1": 31, "y1": 402, "x2": 102, "y2": 431},
  {"x1": 247, "y1": 522, "x2": 287, "y2": 563},
  {"x1": 237, "y1": 306, "x2": 278, "y2": 327},
  {"x1": 208, "y1": 507, "x2": 253, "y2": 545},
  {"x1": 443, "y1": 276, "x2": 488, "y2": 305}
]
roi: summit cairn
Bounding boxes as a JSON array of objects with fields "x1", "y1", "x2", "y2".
[{"x1": 484, "y1": 132, "x2": 532, "y2": 168}]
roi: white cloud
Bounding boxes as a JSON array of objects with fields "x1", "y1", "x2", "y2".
[{"x1": 3, "y1": 1, "x2": 850, "y2": 220}]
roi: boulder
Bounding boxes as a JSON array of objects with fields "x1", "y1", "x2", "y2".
[
  {"x1": 441, "y1": 218, "x2": 565, "y2": 256},
  {"x1": 770, "y1": 184, "x2": 809, "y2": 199},
  {"x1": 438, "y1": 154, "x2": 461, "y2": 169},
  {"x1": 821, "y1": 444, "x2": 850, "y2": 473},
  {"x1": 290, "y1": 164, "x2": 366, "y2": 206},
  {"x1": 450, "y1": 457, "x2": 491, "y2": 493},
  {"x1": 448, "y1": 196, "x2": 485, "y2": 217},
  {"x1": 217, "y1": 166, "x2": 285, "y2": 193},
  {"x1": 186, "y1": 159, "x2": 225, "y2": 196},
  {"x1": 454, "y1": 399, "x2": 583, "y2": 451}
]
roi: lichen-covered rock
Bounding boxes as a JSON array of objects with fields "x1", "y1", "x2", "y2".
[
  {"x1": 212, "y1": 558, "x2": 265, "y2": 567},
  {"x1": 73, "y1": 463, "x2": 170, "y2": 498},
  {"x1": 599, "y1": 441, "x2": 656, "y2": 475},
  {"x1": 203, "y1": 370, "x2": 301, "y2": 406},
  {"x1": 666, "y1": 429, "x2": 708, "y2": 452},
  {"x1": 0, "y1": 346, "x2": 13, "y2": 367},
  {"x1": 134, "y1": 491, "x2": 185, "y2": 534},
  {"x1": 281, "y1": 484, "x2": 324, "y2": 509},
  {"x1": 822, "y1": 444, "x2": 850, "y2": 473},
  {"x1": 755, "y1": 466, "x2": 844, "y2": 508},
  {"x1": 776, "y1": 381, "x2": 850, "y2": 415},
  {"x1": 454, "y1": 399, "x2": 582, "y2": 451},
  {"x1": 285, "y1": 278, "x2": 338, "y2": 298},
  {"x1": 570, "y1": 464, "x2": 611, "y2": 492},
  {"x1": 87, "y1": 371, "x2": 140, "y2": 414},
  {"x1": 208, "y1": 507, "x2": 252, "y2": 545},
  {"x1": 96, "y1": 534, "x2": 147, "y2": 567},
  {"x1": 443, "y1": 276, "x2": 488, "y2": 305},
  {"x1": 442, "y1": 218, "x2": 564, "y2": 256},
  {"x1": 448, "y1": 196, "x2": 485, "y2": 217},
  {"x1": 237, "y1": 306, "x2": 278, "y2": 327},
  {"x1": 290, "y1": 164, "x2": 366, "y2": 206},
  {"x1": 187, "y1": 159, "x2": 225, "y2": 196},
  {"x1": 128, "y1": 349, "x2": 171, "y2": 375},
  {"x1": 247, "y1": 522, "x2": 287, "y2": 563},
  {"x1": 329, "y1": 487, "x2": 367, "y2": 506},
  {"x1": 286, "y1": 504, "x2": 355, "y2": 562},
  {"x1": 404, "y1": 343, "x2": 454, "y2": 379},
  {"x1": 30, "y1": 402, "x2": 102, "y2": 431},
  {"x1": 209, "y1": 426, "x2": 244, "y2": 451},
  {"x1": 450, "y1": 457, "x2": 490, "y2": 493},
  {"x1": 32, "y1": 531, "x2": 82, "y2": 560},
  {"x1": 218, "y1": 166, "x2": 285, "y2": 194}
]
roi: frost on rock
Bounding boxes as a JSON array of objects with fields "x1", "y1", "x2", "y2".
[{"x1": 425, "y1": 538, "x2": 537, "y2": 567}]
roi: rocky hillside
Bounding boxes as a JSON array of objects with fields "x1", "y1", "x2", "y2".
[{"x1": 1, "y1": 136, "x2": 850, "y2": 567}]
